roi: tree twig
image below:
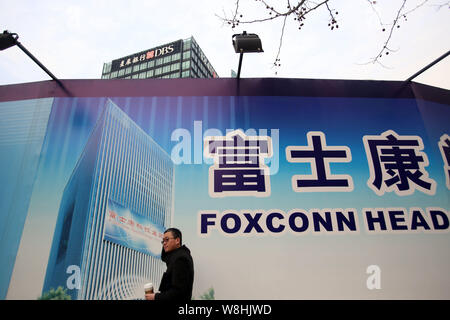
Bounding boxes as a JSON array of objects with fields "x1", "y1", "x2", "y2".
[
  {"x1": 272, "y1": 14, "x2": 288, "y2": 72},
  {"x1": 369, "y1": 0, "x2": 430, "y2": 65},
  {"x1": 217, "y1": 0, "x2": 437, "y2": 72}
]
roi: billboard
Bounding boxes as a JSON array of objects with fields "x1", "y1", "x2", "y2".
[
  {"x1": 0, "y1": 78, "x2": 449, "y2": 300},
  {"x1": 110, "y1": 40, "x2": 182, "y2": 72}
]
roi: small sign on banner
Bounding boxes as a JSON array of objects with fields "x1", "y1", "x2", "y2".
[{"x1": 103, "y1": 199, "x2": 165, "y2": 258}]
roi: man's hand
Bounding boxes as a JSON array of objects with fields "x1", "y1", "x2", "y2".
[{"x1": 145, "y1": 293, "x2": 156, "y2": 300}]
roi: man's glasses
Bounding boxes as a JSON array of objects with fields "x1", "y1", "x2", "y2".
[{"x1": 161, "y1": 237, "x2": 175, "y2": 244}]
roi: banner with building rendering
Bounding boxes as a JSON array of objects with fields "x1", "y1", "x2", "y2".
[{"x1": 0, "y1": 78, "x2": 448, "y2": 300}]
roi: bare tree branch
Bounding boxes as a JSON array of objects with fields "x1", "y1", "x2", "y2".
[
  {"x1": 217, "y1": 0, "x2": 332, "y2": 71},
  {"x1": 218, "y1": 0, "x2": 441, "y2": 73},
  {"x1": 403, "y1": 0, "x2": 430, "y2": 16},
  {"x1": 372, "y1": 0, "x2": 407, "y2": 62},
  {"x1": 366, "y1": 0, "x2": 385, "y2": 27},
  {"x1": 368, "y1": 0, "x2": 430, "y2": 66},
  {"x1": 216, "y1": 0, "x2": 309, "y2": 26},
  {"x1": 232, "y1": 0, "x2": 241, "y2": 25},
  {"x1": 431, "y1": 1, "x2": 450, "y2": 9},
  {"x1": 273, "y1": 15, "x2": 288, "y2": 73}
]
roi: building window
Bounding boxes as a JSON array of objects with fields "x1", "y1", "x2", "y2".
[
  {"x1": 182, "y1": 70, "x2": 190, "y2": 78},
  {"x1": 182, "y1": 60, "x2": 190, "y2": 70},
  {"x1": 162, "y1": 65, "x2": 170, "y2": 74},
  {"x1": 183, "y1": 38, "x2": 191, "y2": 50},
  {"x1": 163, "y1": 56, "x2": 171, "y2": 64},
  {"x1": 133, "y1": 64, "x2": 140, "y2": 73},
  {"x1": 148, "y1": 60, "x2": 155, "y2": 68},
  {"x1": 125, "y1": 67, "x2": 132, "y2": 75},
  {"x1": 139, "y1": 72, "x2": 146, "y2": 79},
  {"x1": 183, "y1": 51, "x2": 191, "y2": 60},
  {"x1": 101, "y1": 74, "x2": 110, "y2": 79},
  {"x1": 191, "y1": 37, "x2": 198, "y2": 49},
  {"x1": 155, "y1": 58, "x2": 163, "y2": 66},
  {"x1": 170, "y1": 72, "x2": 179, "y2": 78},
  {"x1": 118, "y1": 69, "x2": 125, "y2": 77},
  {"x1": 110, "y1": 71, "x2": 118, "y2": 79},
  {"x1": 132, "y1": 74, "x2": 139, "y2": 79},
  {"x1": 171, "y1": 53, "x2": 181, "y2": 62},
  {"x1": 140, "y1": 62, "x2": 148, "y2": 71},
  {"x1": 56, "y1": 200, "x2": 74, "y2": 263},
  {"x1": 146, "y1": 70, "x2": 154, "y2": 78},
  {"x1": 102, "y1": 62, "x2": 112, "y2": 74},
  {"x1": 170, "y1": 62, "x2": 180, "y2": 72},
  {"x1": 155, "y1": 67, "x2": 162, "y2": 76}
]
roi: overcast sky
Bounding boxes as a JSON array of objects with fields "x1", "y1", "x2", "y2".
[{"x1": 0, "y1": 0, "x2": 449, "y2": 89}]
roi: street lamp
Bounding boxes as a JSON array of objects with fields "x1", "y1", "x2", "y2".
[
  {"x1": 0, "y1": 30, "x2": 68, "y2": 93},
  {"x1": 232, "y1": 31, "x2": 263, "y2": 79},
  {"x1": 0, "y1": 30, "x2": 18, "y2": 51}
]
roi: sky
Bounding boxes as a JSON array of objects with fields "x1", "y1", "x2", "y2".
[
  {"x1": 0, "y1": 0, "x2": 449, "y2": 89},
  {"x1": 1, "y1": 0, "x2": 449, "y2": 301}
]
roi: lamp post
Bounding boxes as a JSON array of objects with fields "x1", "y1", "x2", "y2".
[
  {"x1": 405, "y1": 50, "x2": 450, "y2": 83},
  {"x1": 0, "y1": 30, "x2": 68, "y2": 93},
  {"x1": 232, "y1": 31, "x2": 263, "y2": 79}
]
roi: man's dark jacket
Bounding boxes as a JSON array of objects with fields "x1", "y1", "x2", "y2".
[{"x1": 155, "y1": 245, "x2": 194, "y2": 301}]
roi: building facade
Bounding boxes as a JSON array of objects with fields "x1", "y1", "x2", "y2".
[
  {"x1": 101, "y1": 36, "x2": 218, "y2": 80},
  {"x1": 43, "y1": 100, "x2": 174, "y2": 300},
  {"x1": 0, "y1": 98, "x2": 53, "y2": 300}
]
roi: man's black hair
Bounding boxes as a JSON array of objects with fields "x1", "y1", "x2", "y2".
[{"x1": 165, "y1": 227, "x2": 182, "y2": 245}]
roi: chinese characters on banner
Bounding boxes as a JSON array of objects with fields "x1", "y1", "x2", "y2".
[
  {"x1": 107, "y1": 209, "x2": 163, "y2": 238},
  {"x1": 286, "y1": 131, "x2": 353, "y2": 192},
  {"x1": 205, "y1": 130, "x2": 272, "y2": 197},
  {"x1": 205, "y1": 130, "x2": 450, "y2": 197},
  {"x1": 363, "y1": 130, "x2": 436, "y2": 196},
  {"x1": 439, "y1": 134, "x2": 450, "y2": 190}
]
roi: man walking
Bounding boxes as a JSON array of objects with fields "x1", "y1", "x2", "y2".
[{"x1": 145, "y1": 228, "x2": 194, "y2": 300}]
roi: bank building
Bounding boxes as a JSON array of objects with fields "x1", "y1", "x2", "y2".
[{"x1": 101, "y1": 36, "x2": 218, "y2": 80}]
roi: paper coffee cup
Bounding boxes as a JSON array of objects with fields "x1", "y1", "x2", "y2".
[{"x1": 144, "y1": 282, "x2": 154, "y2": 294}]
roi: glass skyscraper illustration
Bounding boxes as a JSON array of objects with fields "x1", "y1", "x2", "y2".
[
  {"x1": 43, "y1": 100, "x2": 174, "y2": 300},
  {"x1": 0, "y1": 98, "x2": 53, "y2": 300}
]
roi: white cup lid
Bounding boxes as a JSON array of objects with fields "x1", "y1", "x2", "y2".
[{"x1": 144, "y1": 282, "x2": 153, "y2": 289}]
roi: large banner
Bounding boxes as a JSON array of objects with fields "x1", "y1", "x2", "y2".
[
  {"x1": 0, "y1": 78, "x2": 449, "y2": 300},
  {"x1": 104, "y1": 200, "x2": 165, "y2": 258}
]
